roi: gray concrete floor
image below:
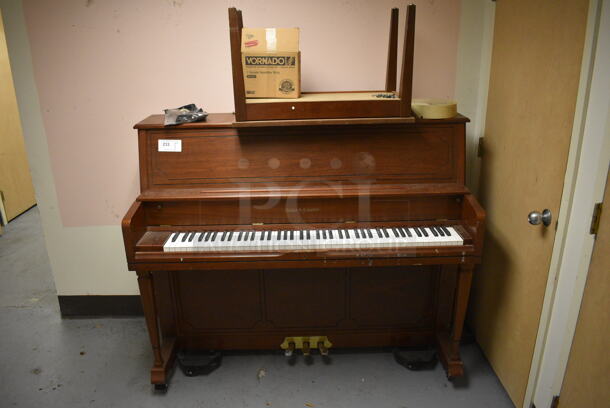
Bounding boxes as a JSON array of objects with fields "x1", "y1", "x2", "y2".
[{"x1": 0, "y1": 207, "x2": 514, "y2": 407}]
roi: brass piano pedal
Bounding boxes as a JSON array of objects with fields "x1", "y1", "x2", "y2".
[
  {"x1": 317, "y1": 341, "x2": 329, "y2": 356},
  {"x1": 302, "y1": 341, "x2": 311, "y2": 356},
  {"x1": 284, "y1": 341, "x2": 295, "y2": 357},
  {"x1": 280, "y1": 336, "x2": 332, "y2": 358}
]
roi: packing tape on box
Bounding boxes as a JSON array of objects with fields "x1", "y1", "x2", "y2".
[
  {"x1": 411, "y1": 99, "x2": 457, "y2": 119},
  {"x1": 265, "y1": 28, "x2": 277, "y2": 52}
]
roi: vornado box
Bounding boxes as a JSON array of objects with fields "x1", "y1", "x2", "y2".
[{"x1": 241, "y1": 28, "x2": 300, "y2": 99}]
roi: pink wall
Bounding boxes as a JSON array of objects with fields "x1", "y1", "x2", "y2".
[{"x1": 23, "y1": 0, "x2": 460, "y2": 226}]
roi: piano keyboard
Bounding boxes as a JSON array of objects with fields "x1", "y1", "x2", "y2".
[{"x1": 163, "y1": 226, "x2": 463, "y2": 252}]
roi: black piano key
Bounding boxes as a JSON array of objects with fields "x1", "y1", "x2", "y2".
[
  {"x1": 321, "y1": 230, "x2": 326, "y2": 240},
  {"x1": 307, "y1": 230, "x2": 311, "y2": 240},
  {"x1": 415, "y1": 228, "x2": 422, "y2": 237},
  {"x1": 171, "y1": 233, "x2": 179, "y2": 242},
  {"x1": 430, "y1": 227, "x2": 438, "y2": 237},
  {"x1": 354, "y1": 229, "x2": 360, "y2": 238},
  {"x1": 383, "y1": 229, "x2": 390, "y2": 238},
  {"x1": 339, "y1": 230, "x2": 344, "y2": 239},
  {"x1": 237, "y1": 231, "x2": 243, "y2": 241},
  {"x1": 420, "y1": 227, "x2": 428, "y2": 237},
  {"x1": 404, "y1": 228, "x2": 412, "y2": 238},
  {"x1": 329, "y1": 230, "x2": 334, "y2": 239},
  {"x1": 398, "y1": 228, "x2": 406, "y2": 238},
  {"x1": 436, "y1": 226, "x2": 445, "y2": 236},
  {"x1": 392, "y1": 228, "x2": 399, "y2": 237},
  {"x1": 267, "y1": 231, "x2": 272, "y2": 240},
  {"x1": 181, "y1": 233, "x2": 188, "y2": 242},
  {"x1": 228, "y1": 231, "x2": 234, "y2": 240},
  {"x1": 300, "y1": 230, "x2": 304, "y2": 240},
  {"x1": 186, "y1": 232, "x2": 193, "y2": 242},
  {"x1": 316, "y1": 230, "x2": 320, "y2": 239},
  {"x1": 250, "y1": 231, "x2": 255, "y2": 241},
  {"x1": 442, "y1": 226, "x2": 451, "y2": 235},
  {"x1": 290, "y1": 230, "x2": 294, "y2": 240},
  {"x1": 211, "y1": 232, "x2": 218, "y2": 241},
  {"x1": 375, "y1": 228, "x2": 382, "y2": 238},
  {"x1": 205, "y1": 232, "x2": 213, "y2": 242},
  {"x1": 366, "y1": 229, "x2": 373, "y2": 239}
]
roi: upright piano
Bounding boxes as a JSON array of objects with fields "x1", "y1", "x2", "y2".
[{"x1": 122, "y1": 112, "x2": 485, "y2": 389}]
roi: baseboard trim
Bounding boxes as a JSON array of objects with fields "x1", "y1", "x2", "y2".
[{"x1": 58, "y1": 295, "x2": 143, "y2": 317}]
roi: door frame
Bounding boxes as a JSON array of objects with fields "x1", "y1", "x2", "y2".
[{"x1": 525, "y1": 1, "x2": 610, "y2": 407}]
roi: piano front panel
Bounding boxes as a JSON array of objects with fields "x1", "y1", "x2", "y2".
[
  {"x1": 349, "y1": 267, "x2": 437, "y2": 327},
  {"x1": 175, "y1": 269, "x2": 262, "y2": 330},
  {"x1": 142, "y1": 123, "x2": 464, "y2": 190},
  {"x1": 169, "y1": 266, "x2": 441, "y2": 346},
  {"x1": 265, "y1": 269, "x2": 346, "y2": 328},
  {"x1": 143, "y1": 195, "x2": 463, "y2": 226}
]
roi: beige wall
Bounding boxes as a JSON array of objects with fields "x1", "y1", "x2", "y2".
[{"x1": 2, "y1": 0, "x2": 491, "y2": 296}]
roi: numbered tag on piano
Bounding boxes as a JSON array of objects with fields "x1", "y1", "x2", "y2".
[{"x1": 158, "y1": 139, "x2": 182, "y2": 152}]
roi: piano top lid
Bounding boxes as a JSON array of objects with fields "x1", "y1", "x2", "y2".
[
  {"x1": 133, "y1": 113, "x2": 469, "y2": 130},
  {"x1": 137, "y1": 183, "x2": 472, "y2": 202}
]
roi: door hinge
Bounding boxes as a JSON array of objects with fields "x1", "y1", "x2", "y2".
[
  {"x1": 477, "y1": 137, "x2": 484, "y2": 158},
  {"x1": 551, "y1": 395, "x2": 560, "y2": 408},
  {"x1": 590, "y1": 202, "x2": 602, "y2": 235}
]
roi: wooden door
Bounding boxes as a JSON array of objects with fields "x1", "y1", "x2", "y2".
[
  {"x1": 0, "y1": 10, "x2": 36, "y2": 221},
  {"x1": 558, "y1": 172, "x2": 609, "y2": 408},
  {"x1": 469, "y1": 0, "x2": 589, "y2": 406}
]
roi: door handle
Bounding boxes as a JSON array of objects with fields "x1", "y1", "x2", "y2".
[{"x1": 528, "y1": 209, "x2": 552, "y2": 227}]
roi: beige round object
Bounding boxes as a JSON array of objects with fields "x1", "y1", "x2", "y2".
[{"x1": 411, "y1": 99, "x2": 458, "y2": 119}]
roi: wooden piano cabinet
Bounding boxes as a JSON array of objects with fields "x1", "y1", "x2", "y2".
[
  {"x1": 123, "y1": 113, "x2": 485, "y2": 387},
  {"x1": 134, "y1": 263, "x2": 470, "y2": 385}
]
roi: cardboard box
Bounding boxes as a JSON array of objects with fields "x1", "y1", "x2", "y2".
[{"x1": 241, "y1": 28, "x2": 300, "y2": 99}]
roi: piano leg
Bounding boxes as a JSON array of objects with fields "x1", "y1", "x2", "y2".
[
  {"x1": 137, "y1": 270, "x2": 177, "y2": 389},
  {"x1": 437, "y1": 263, "x2": 474, "y2": 380}
]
